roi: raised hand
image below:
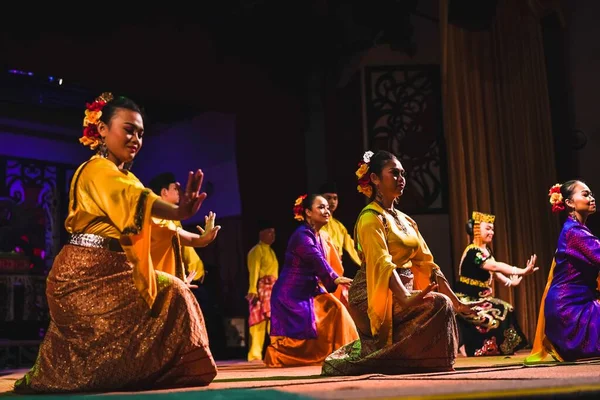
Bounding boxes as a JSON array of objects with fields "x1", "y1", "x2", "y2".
[
  {"x1": 197, "y1": 211, "x2": 221, "y2": 240},
  {"x1": 523, "y1": 254, "x2": 539, "y2": 275},
  {"x1": 201, "y1": 212, "x2": 216, "y2": 235},
  {"x1": 195, "y1": 211, "x2": 221, "y2": 246},
  {"x1": 177, "y1": 170, "x2": 207, "y2": 220},
  {"x1": 509, "y1": 274, "x2": 523, "y2": 287}
]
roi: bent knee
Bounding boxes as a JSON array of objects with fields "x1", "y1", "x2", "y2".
[{"x1": 430, "y1": 292, "x2": 453, "y2": 310}]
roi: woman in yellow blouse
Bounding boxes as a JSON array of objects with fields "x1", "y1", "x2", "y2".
[
  {"x1": 14, "y1": 93, "x2": 217, "y2": 393},
  {"x1": 323, "y1": 150, "x2": 475, "y2": 376}
]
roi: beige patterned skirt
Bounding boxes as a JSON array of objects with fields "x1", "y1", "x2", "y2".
[
  {"x1": 14, "y1": 245, "x2": 217, "y2": 393},
  {"x1": 322, "y1": 268, "x2": 458, "y2": 375}
]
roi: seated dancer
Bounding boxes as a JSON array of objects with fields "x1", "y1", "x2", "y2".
[
  {"x1": 148, "y1": 172, "x2": 220, "y2": 283},
  {"x1": 323, "y1": 150, "x2": 476, "y2": 376},
  {"x1": 526, "y1": 181, "x2": 600, "y2": 363},
  {"x1": 14, "y1": 93, "x2": 217, "y2": 393},
  {"x1": 265, "y1": 194, "x2": 358, "y2": 367},
  {"x1": 454, "y1": 211, "x2": 537, "y2": 357}
]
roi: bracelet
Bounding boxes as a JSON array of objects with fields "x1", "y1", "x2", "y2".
[
  {"x1": 512, "y1": 266, "x2": 518, "y2": 275},
  {"x1": 505, "y1": 280, "x2": 512, "y2": 287}
]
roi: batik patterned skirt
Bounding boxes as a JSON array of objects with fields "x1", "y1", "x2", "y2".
[
  {"x1": 322, "y1": 268, "x2": 458, "y2": 376},
  {"x1": 14, "y1": 244, "x2": 217, "y2": 393},
  {"x1": 456, "y1": 289, "x2": 527, "y2": 357}
]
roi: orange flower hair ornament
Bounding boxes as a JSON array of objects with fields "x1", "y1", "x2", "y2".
[
  {"x1": 548, "y1": 183, "x2": 564, "y2": 213},
  {"x1": 356, "y1": 150, "x2": 374, "y2": 198},
  {"x1": 293, "y1": 194, "x2": 308, "y2": 221},
  {"x1": 80, "y1": 92, "x2": 114, "y2": 150}
]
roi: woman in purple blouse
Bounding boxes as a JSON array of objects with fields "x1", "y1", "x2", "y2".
[
  {"x1": 264, "y1": 194, "x2": 358, "y2": 367},
  {"x1": 527, "y1": 180, "x2": 600, "y2": 363}
]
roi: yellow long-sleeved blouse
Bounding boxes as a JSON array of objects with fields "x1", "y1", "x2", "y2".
[
  {"x1": 65, "y1": 155, "x2": 160, "y2": 307},
  {"x1": 321, "y1": 217, "x2": 362, "y2": 266},
  {"x1": 150, "y1": 219, "x2": 205, "y2": 281},
  {"x1": 355, "y1": 201, "x2": 440, "y2": 346},
  {"x1": 150, "y1": 218, "x2": 184, "y2": 279}
]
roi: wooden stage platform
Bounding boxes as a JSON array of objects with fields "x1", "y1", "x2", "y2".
[{"x1": 2, "y1": 351, "x2": 600, "y2": 399}]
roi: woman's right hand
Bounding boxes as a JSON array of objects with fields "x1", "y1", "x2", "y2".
[
  {"x1": 184, "y1": 270, "x2": 199, "y2": 289},
  {"x1": 398, "y1": 282, "x2": 438, "y2": 308},
  {"x1": 177, "y1": 170, "x2": 207, "y2": 220},
  {"x1": 334, "y1": 276, "x2": 353, "y2": 287}
]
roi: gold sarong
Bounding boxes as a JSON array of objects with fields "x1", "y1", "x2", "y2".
[{"x1": 14, "y1": 244, "x2": 217, "y2": 393}]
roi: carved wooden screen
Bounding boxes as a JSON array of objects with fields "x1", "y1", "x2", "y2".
[{"x1": 364, "y1": 65, "x2": 448, "y2": 213}]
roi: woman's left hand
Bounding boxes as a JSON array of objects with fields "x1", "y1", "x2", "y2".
[{"x1": 196, "y1": 211, "x2": 221, "y2": 245}]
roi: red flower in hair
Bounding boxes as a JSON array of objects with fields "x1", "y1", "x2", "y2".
[
  {"x1": 79, "y1": 92, "x2": 113, "y2": 150},
  {"x1": 86, "y1": 100, "x2": 106, "y2": 111},
  {"x1": 293, "y1": 194, "x2": 307, "y2": 221},
  {"x1": 548, "y1": 183, "x2": 564, "y2": 214},
  {"x1": 83, "y1": 125, "x2": 99, "y2": 139},
  {"x1": 356, "y1": 156, "x2": 373, "y2": 198}
]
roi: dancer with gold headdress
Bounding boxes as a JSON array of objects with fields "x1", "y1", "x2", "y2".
[
  {"x1": 264, "y1": 194, "x2": 358, "y2": 367},
  {"x1": 15, "y1": 93, "x2": 217, "y2": 393},
  {"x1": 455, "y1": 211, "x2": 537, "y2": 357}
]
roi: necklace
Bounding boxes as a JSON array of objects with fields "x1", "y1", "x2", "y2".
[{"x1": 378, "y1": 203, "x2": 409, "y2": 235}]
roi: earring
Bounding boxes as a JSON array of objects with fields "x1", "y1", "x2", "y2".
[{"x1": 98, "y1": 140, "x2": 108, "y2": 158}]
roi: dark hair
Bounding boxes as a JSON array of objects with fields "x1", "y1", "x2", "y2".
[
  {"x1": 367, "y1": 150, "x2": 399, "y2": 201},
  {"x1": 302, "y1": 194, "x2": 322, "y2": 219},
  {"x1": 148, "y1": 172, "x2": 177, "y2": 195},
  {"x1": 257, "y1": 219, "x2": 275, "y2": 232},
  {"x1": 465, "y1": 218, "x2": 475, "y2": 238},
  {"x1": 560, "y1": 180, "x2": 582, "y2": 210},
  {"x1": 99, "y1": 96, "x2": 146, "y2": 127}
]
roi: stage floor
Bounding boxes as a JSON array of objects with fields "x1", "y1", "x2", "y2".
[{"x1": 2, "y1": 351, "x2": 600, "y2": 399}]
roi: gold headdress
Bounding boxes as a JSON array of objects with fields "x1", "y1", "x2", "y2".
[{"x1": 472, "y1": 211, "x2": 495, "y2": 224}]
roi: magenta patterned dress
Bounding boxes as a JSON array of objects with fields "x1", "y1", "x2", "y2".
[
  {"x1": 270, "y1": 223, "x2": 339, "y2": 339},
  {"x1": 544, "y1": 216, "x2": 600, "y2": 361}
]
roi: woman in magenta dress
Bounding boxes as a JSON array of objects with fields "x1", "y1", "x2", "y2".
[
  {"x1": 527, "y1": 180, "x2": 600, "y2": 363},
  {"x1": 264, "y1": 194, "x2": 358, "y2": 367}
]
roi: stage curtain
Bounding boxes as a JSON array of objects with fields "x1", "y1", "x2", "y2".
[{"x1": 439, "y1": 0, "x2": 562, "y2": 342}]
